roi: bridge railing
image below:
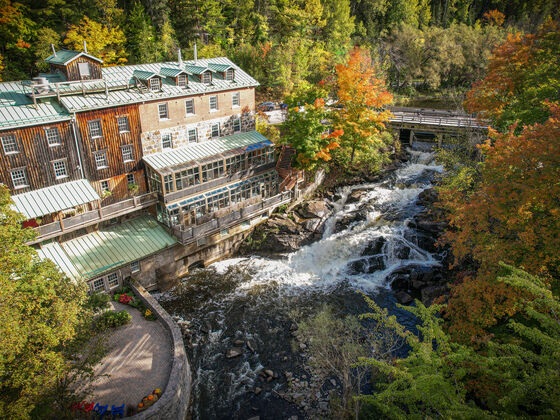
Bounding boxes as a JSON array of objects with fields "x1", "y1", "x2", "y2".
[{"x1": 390, "y1": 113, "x2": 488, "y2": 129}]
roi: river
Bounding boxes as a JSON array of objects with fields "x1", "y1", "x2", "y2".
[{"x1": 157, "y1": 147, "x2": 444, "y2": 419}]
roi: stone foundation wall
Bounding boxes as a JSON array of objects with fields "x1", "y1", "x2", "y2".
[{"x1": 127, "y1": 283, "x2": 191, "y2": 420}]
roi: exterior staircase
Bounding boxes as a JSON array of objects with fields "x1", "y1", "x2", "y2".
[{"x1": 276, "y1": 145, "x2": 304, "y2": 192}]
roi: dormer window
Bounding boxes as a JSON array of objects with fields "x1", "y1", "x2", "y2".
[
  {"x1": 150, "y1": 78, "x2": 161, "y2": 91},
  {"x1": 202, "y1": 71, "x2": 212, "y2": 84},
  {"x1": 226, "y1": 69, "x2": 235, "y2": 81},
  {"x1": 177, "y1": 74, "x2": 187, "y2": 87}
]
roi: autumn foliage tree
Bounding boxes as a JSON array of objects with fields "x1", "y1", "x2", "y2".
[{"x1": 333, "y1": 47, "x2": 394, "y2": 164}]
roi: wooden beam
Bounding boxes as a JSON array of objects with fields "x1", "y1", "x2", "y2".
[{"x1": 58, "y1": 212, "x2": 65, "y2": 231}]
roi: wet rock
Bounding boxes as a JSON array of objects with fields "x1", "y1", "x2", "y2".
[
  {"x1": 319, "y1": 401, "x2": 329, "y2": 411},
  {"x1": 416, "y1": 220, "x2": 447, "y2": 235},
  {"x1": 302, "y1": 218, "x2": 322, "y2": 232},
  {"x1": 396, "y1": 245, "x2": 411, "y2": 259},
  {"x1": 335, "y1": 212, "x2": 366, "y2": 232},
  {"x1": 254, "y1": 387, "x2": 262, "y2": 395},
  {"x1": 268, "y1": 217, "x2": 300, "y2": 235},
  {"x1": 367, "y1": 256, "x2": 386, "y2": 272},
  {"x1": 421, "y1": 285, "x2": 447, "y2": 304},
  {"x1": 346, "y1": 190, "x2": 365, "y2": 204},
  {"x1": 330, "y1": 379, "x2": 337, "y2": 386},
  {"x1": 297, "y1": 200, "x2": 331, "y2": 219},
  {"x1": 267, "y1": 376, "x2": 273, "y2": 383},
  {"x1": 349, "y1": 259, "x2": 368, "y2": 274},
  {"x1": 391, "y1": 275, "x2": 410, "y2": 290},
  {"x1": 361, "y1": 237, "x2": 386, "y2": 256},
  {"x1": 226, "y1": 347, "x2": 243, "y2": 358},
  {"x1": 234, "y1": 339, "x2": 245, "y2": 346},
  {"x1": 285, "y1": 371, "x2": 293, "y2": 381},
  {"x1": 396, "y1": 290, "x2": 414, "y2": 305},
  {"x1": 422, "y1": 271, "x2": 435, "y2": 283},
  {"x1": 417, "y1": 187, "x2": 438, "y2": 205},
  {"x1": 412, "y1": 279, "x2": 428, "y2": 289},
  {"x1": 248, "y1": 417, "x2": 260, "y2": 420},
  {"x1": 247, "y1": 340, "x2": 256, "y2": 352},
  {"x1": 299, "y1": 343, "x2": 307, "y2": 350},
  {"x1": 264, "y1": 369, "x2": 274, "y2": 378}
]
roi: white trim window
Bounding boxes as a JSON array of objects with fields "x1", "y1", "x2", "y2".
[
  {"x1": 95, "y1": 152, "x2": 108, "y2": 169},
  {"x1": 226, "y1": 68, "x2": 234, "y2": 81},
  {"x1": 150, "y1": 77, "x2": 161, "y2": 91},
  {"x1": 101, "y1": 180, "x2": 110, "y2": 192},
  {"x1": 130, "y1": 260, "x2": 140, "y2": 273},
  {"x1": 211, "y1": 123, "x2": 220, "y2": 138},
  {"x1": 162, "y1": 133, "x2": 173, "y2": 149},
  {"x1": 121, "y1": 145, "x2": 134, "y2": 162},
  {"x1": 88, "y1": 120, "x2": 103, "y2": 139},
  {"x1": 52, "y1": 160, "x2": 68, "y2": 179},
  {"x1": 177, "y1": 74, "x2": 187, "y2": 87},
  {"x1": 78, "y1": 62, "x2": 91, "y2": 77},
  {"x1": 209, "y1": 95, "x2": 218, "y2": 111},
  {"x1": 158, "y1": 103, "x2": 169, "y2": 120},
  {"x1": 117, "y1": 116, "x2": 130, "y2": 133},
  {"x1": 107, "y1": 272, "x2": 119, "y2": 288},
  {"x1": 10, "y1": 168, "x2": 28, "y2": 189},
  {"x1": 232, "y1": 92, "x2": 240, "y2": 107},
  {"x1": 127, "y1": 173, "x2": 135, "y2": 185},
  {"x1": 185, "y1": 99, "x2": 195, "y2": 115},
  {"x1": 92, "y1": 278, "x2": 104, "y2": 292},
  {"x1": 1, "y1": 134, "x2": 18, "y2": 154},
  {"x1": 202, "y1": 71, "x2": 212, "y2": 84},
  {"x1": 233, "y1": 117, "x2": 241, "y2": 133},
  {"x1": 45, "y1": 127, "x2": 61, "y2": 146},
  {"x1": 188, "y1": 128, "x2": 197, "y2": 143}
]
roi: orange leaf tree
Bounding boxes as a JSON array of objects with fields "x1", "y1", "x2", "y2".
[{"x1": 333, "y1": 47, "x2": 394, "y2": 164}]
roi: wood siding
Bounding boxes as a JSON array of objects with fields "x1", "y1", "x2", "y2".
[
  {"x1": 76, "y1": 104, "x2": 145, "y2": 203},
  {"x1": 50, "y1": 56, "x2": 102, "y2": 81},
  {"x1": 92, "y1": 170, "x2": 148, "y2": 206},
  {"x1": 0, "y1": 121, "x2": 82, "y2": 195}
]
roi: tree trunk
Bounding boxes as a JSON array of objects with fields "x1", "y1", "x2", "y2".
[{"x1": 350, "y1": 145, "x2": 356, "y2": 164}]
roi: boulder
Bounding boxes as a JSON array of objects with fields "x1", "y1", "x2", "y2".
[
  {"x1": 297, "y1": 200, "x2": 331, "y2": 219},
  {"x1": 226, "y1": 347, "x2": 243, "y2": 358},
  {"x1": 421, "y1": 285, "x2": 448, "y2": 304},
  {"x1": 267, "y1": 217, "x2": 300, "y2": 235},
  {"x1": 396, "y1": 290, "x2": 414, "y2": 305},
  {"x1": 366, "y1": 256, "x2": 386, "y2": 272},
  {"x1": 361, "y1": 237, "x2": 386, "y2": 256},
  {"x1": 302, "y1": 218, "x2": 322, "y2": 232},
  {"x1": 391, "y1": 275, "x2": 410, "y2": 290},
  {"x1": 346, "y1": 190, "x2": 365, "y2": 204}
]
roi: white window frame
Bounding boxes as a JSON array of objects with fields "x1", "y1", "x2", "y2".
[
  {"x1": 78, "y1": 62, "x2": 91, "y2": 77},
  {"x1": 95, "y1": 152, "x2": 108, "y2": 169},
  {"x1": 100, "y1": 180, "x2": 110, "y2": 192},
  {"x1": 177, "y1": 74, "x2": 187, "y2": 87},
  {"x1": 185, "y1": 99, "x2": 195, "y2": 115},
  {"x1": 233, "y1": 117, "x2": 241, "y2": 133},
  {"x1": 150, "y1": 77, "x2": 161, "y2": 91},
  {"x1": 161, "y1": 133, "x2": 173, "y2": 149},
  {"x1": 130, "y1": 260, "x2": 140, "y2": 273},
  {"x1": 226, "y1": 68, "x2": 234, "y2": 81},
  {"x1": 10, "y1": 168, "x2": 28, "y2": 189},
  {"x1": 158, "y1": 103, "x2": 169, "y2": 120},
  {"x1": 188, "y1": 128, "x2": 197, "y2": 143},
  {"x1": 107, "y1": 272, "x2": 119, "y2": 288},
  {"x1": 88, "y1": 120, "x2": 103, "y2": 139},
  {"x1": 232, "y1": 92, "x2": 240, "y2": 108},
  {"x1": 117, "y1": 116, "x2": 130, "y2": 133},
  {"x1": 127, "y1": 173, "x2": 135, "y2": 185},
  {"x1": 211, "y1": 123, "x2": 220, "y2": 138},
  {"x1": 92, "y1": 278, "x2": 104, "y2": 292},
  {"x1": 209, "y1": 95, "x2": 218, "y2": 111},
  {"x1": 2, "y1": 134, "x2": 18, "y2": 154},
  {"x1": 45, "y1": 127, "x2": 61, "y2": 146},
  {"x1": 121, "y1": 145, "x2": 134, "y2": 163},
  {"x1": 52, "y1": 160, "x2": 68, "y2": 179},
  {"x1": 202, "y1": 71, "x2": 212, "y2": 84}
]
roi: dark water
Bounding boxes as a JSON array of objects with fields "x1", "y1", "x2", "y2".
[{"x1": 157, "y1": 148, "x2": 444, "y2": 419}]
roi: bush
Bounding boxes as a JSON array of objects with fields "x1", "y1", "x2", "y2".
[
  {"x1": 96, "y1": 310, "x2": 131, "y2": 330},
  {"x1": 86, "y1": 292, "x2": 110, "y2": 312},
  {"x1": 119, "y1": 293, "x2": 134, "y2": 305},
  {"x1": 113, "y1": 285, "x2": 131, "y2": 296}
]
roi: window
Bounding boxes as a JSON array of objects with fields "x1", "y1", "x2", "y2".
[
  {"x1": 10, "y1": 168, "x2": 28, "y2": 188},
  {"x1": 248, "y1": 149, "x2": 267, "y2": 167},
  {"x1": 95, "y1": 152, "x2": 108, "y2": 169},
  {"x1": 187, "y1": 128, "x2": 197, "y2": 143},
  {"x1": 177, "y1": 74, "x2": 187, "y2": 87},
  {"x1": 161, "y1": 133, "x2": 173, "y2": 149},
  {"x1": 52, "y1": 160, "x2": 67, "y2": 179},
  {"x1": 226, "y1": 68, "x2": 234, "y2": 81},
  {"x1": 202, "y1": 71, "x2": 212, "y2": 84},
  {"x1": 175, "y1": 167, "x2": 200, "y2": 190},
  {"x1": 117, "y1": 116, "x2": 130, "y2": 133},
  {"x1": 127, "y1": 173, "x2": 135, "y2": 185},
  {"x1": 211, "y1": 123, "x2": 220, "y2": 138},
  {"x1": 233, "y1": 117, "x2": 241, "y2": 133},
  {"x1": 185, "y1": 99, "x2": 195, "y2": 115},
  {"x1": 206, "y1": 191, "x2": 229, "y2": 212},
  {"x1": 158, "y1": 103, "x2": 169, "y2": 120},
  {"x1": 230, "y1": 183, "x2": 250, "y2": 204},
  {"x1": 92, "y1": 278, "x2": 104, "y2": 292},
  {"x1": 130, "y1": 261, "x2": 140, "y2": 273},
  {"x1": 88, "y1": 120, "x2": 103, "y2": 139},
  {"x1": 150, "y1": 77, "x2": 161, "y2": 91},
  {"x1": 121, "y1": 145, "x2": 134, "y2": 162},
  {"x1": 226, "y1": 154, "x2": 246, "y2": 174},
  {"x1": 201, "y1": 160, "x2": 224, "y2": 182},
  {"x1": 107, "y1": 272, "x2": 119, "y2": 288},
  {"x1": 197, "y1": 238, "x2": 207, "y2": 247},
  {"x1": 1, "y1": 134, "x2": 18, "y2": 154},
  {"x1": 232, "y1": 92, "x2": 240, "y2": 107},
  {"x1": 209, "y1": 95, "x2": 218, "y2": 111},
  {"x1": 78, "y1": 62, "x2": 90, "y2": 77},
  {"x1": 101, "y1": 180, "x2": 110, "y2": 192},
  {"x1": 45, "y1": 127, "x2": 61, "y2": 146},
  {"x1": 163, "y1": 174, "x2": 173, "y2": 193}
]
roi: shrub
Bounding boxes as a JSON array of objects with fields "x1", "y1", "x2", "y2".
[
  {"x1": 96, "y1": 310, "x2": 131, "y2": 330},
  {"x1": 86, "y1": 292, "x2": 110, "y2": 312},
  {"x1": 119, "y1": 293, "x2": 134, "y2": 305}
]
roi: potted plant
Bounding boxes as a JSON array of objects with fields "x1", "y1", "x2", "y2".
[
  {"x1": 128, "y1": 183, "x2": 139, "y2": 194},
  {"x1": 101, "y1": 190, "x2": 112, "y2": 198}
]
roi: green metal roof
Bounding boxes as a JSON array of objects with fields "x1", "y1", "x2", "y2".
[
  {"x1": 160, "y1": 67, "x2": 187, "y2": 77},
  {"x1": 37, "y1": 242, "x2": 82, "y2": 282},
  {"x1": 11, "y1": 179, "x2": 100, "y2": 219},
  {"x1": 58, "y1": 215, "x2": 177, "y2": 280},
  {"x1": 45, "y1": 49, "x2": 103, "y2": 65},
  {"x1": 143, "y1": 131, "x2": 272, "y2": 171},
  {"x1": 133, "y1": 70, "x2": 159, "y2": 81},
  {"x1": 208, "y1": 63, "x2": 232, "y2": 72},
  {"x1": 184, "y1": 64, "x2": 208, "y2": 75}
]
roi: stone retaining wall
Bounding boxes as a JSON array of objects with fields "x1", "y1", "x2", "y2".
[
  {"x1": 287, "y1": 169, "x2": 325, "y2": 212},
  {"x1": 128, "y1": 283, "x2": 191, "y2": 420}
]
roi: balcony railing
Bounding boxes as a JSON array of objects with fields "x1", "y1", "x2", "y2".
[
  {"x1": 29, "y1": 192, "x2": 158, "y2": 244},
  {"x1": 171, "y1": 191, "x2": 292, "y2": 245}
]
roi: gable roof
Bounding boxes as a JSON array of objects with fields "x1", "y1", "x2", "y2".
[
  {"x1": 184, "y1": 64, "x2": 208, "y2": 75},
  {"x1": 159, "y1": 67, "x2": 188, "y2": 78},
  {"x1": 133, "y1": 70, "x2": 159, "y2": 81},
  {"x1": 208, "y1": 63, "x2": 232, "y2": 72},
  {"x1": 45, "y1": 50, "x2": 103, "y2": 66}
]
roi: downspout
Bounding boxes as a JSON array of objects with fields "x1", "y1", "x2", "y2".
[{"x1": 71, "y1": 113, "x2": 85, "y2": 179}]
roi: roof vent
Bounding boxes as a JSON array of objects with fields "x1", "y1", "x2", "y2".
[
  {"x1": 194, "y1": 42, "x2": 197, "y2": 64},
  {"x1": 51, "y1": 44, "x2": 57, "y2": 57},
  {"x1": 83, "y1": 40, "x2": 88, "y2": 53},
  {"x1": 178, "y1": 49, "x2": 183, "y2": 67}
]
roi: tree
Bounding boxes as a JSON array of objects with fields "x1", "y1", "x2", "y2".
[
  {"x1": 333, "y1": 47, "x2": 394, "y2": 165},
  {"x1": 125, "y1": 1, "x2": 160, "y2": 64},
  {"x1": 64, "y1": 16, "x2": 127, "y2": 65}
]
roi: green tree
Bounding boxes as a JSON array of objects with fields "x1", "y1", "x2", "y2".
[{"x1": 125, "y1": 1, "x2": 160, "y2": 64}]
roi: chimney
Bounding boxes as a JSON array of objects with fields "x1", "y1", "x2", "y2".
[
  {"x1": 51, "y1": 44, "x2": 57, "y2": 57},
  {"x1": 194, "y1": 42, "x2": 197, "y2": 64},
  {"x1": 83, "y1": 40, "x2": 88, "y2": 53},
  {"x1": 178, "y1": 49, "x2": 183, "y2": 67}
]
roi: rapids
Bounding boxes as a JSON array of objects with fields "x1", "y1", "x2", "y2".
[{"x1": 157, "y1": 147, "x2": 444, "y2": 419}]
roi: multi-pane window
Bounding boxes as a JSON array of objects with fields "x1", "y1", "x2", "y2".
[
  {"x1": 52, "y1": 160, "x2": 67, "y2": 179},
  {"x1": 130, "y1": 260, "x2": 140, "y2": 273},
  {"x1": 2, "y1": 134, "x2": 18, "y2": 154},
  {"x1": 226, "y1": 154, "x2": 246, "y2": 174},
  {"x1": 117, "y1": 116, "x2": 130, "y2": 133},
  {"x1": 127, "y1": 173, "x2": 135, "y2": 185},
  {"x1": 201, "y1": 160, "x2": 224, "y2": 182},
  {"x1": 161, "y1": 133, "x2": 172, "y2": 149},
  {"x1": 187, "y1": 128, "x2": 197, "y2": 143},
  {"x1": 101, "y1": 180, "x2": 110, "y2": 192},
  {"x1": 175, "y1": 167, "x2": 200, "y2": 190},
  {"x1": 88, "y1": 120, "x2": 103, "y2": 139},
  {"x1": 163, "y1": 174, "x2": 173, "y2": 193},
  {"x1": 150, "y1": 77, "x2": 161, "y2": 91},
  {"x1": 92, "y1": 278, "x2": 104, "y2": 292},
  {"x1": 95, "y1": 152, "x2": 108, "y2": 169},
  {"x1": 211, "y1": 123, "x2": 220, "y2": 138},
  {"x1": 232, "y1": 92, "x2": 240, "y2": 107},
  {"x1": 226, "y1": 68, "x2": 234, "y2": 81},
  {"x1": 185, "y1": 99, "x2": 195, "y2": 115},
  {"x1": 209, "y1": 95, "x2": 218, "y2": 111},
  {"x1": 10, "y1": 168, "x2": 28, "y2": 188},
  {"x1": 231, "y1": 183, "x2": 251, "y2": 204},
  {"x1": 233, "y1": 117, "x2": 241, "y2": 133},
  {"x1": 177, "y1": 74, "x2": 187, "y2": 87},
  {"x1": 158, "y1": 103, "x2": 169, "y2": 119},
  {"x1": 107, "y1": 272, "x2": 119, "y2": 288},
  {"x1": 45, "y1": 127, "x2": 61, "y2": 146},
  {"x1": 121, "y1": 145, "x2": 134, "y2": 162},
  {"x1": 182, "y1": 199, "x2": 207, "y2": 222},
  {"x1": 78, "y1": 62, "x2": 91, "y2": 77},
  {"x1": 206, "y1": 191, "x2": 229, "y2": 212},
  {"x1": 202, "y1": 71, "x2": 212, "y2": 84}
]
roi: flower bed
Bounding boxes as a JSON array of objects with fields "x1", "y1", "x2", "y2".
[{"x1": 113, "y1": 287, "x2": 157, "y2": 321}]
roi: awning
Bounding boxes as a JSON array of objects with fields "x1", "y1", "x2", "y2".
[{"x1": 12, "y1": 179, "x2": 100, "y2": 219}]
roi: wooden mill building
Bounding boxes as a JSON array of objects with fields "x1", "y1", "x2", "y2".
[{"x1": 0, "y1": 46, "x2": 295, "y2": 292}]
